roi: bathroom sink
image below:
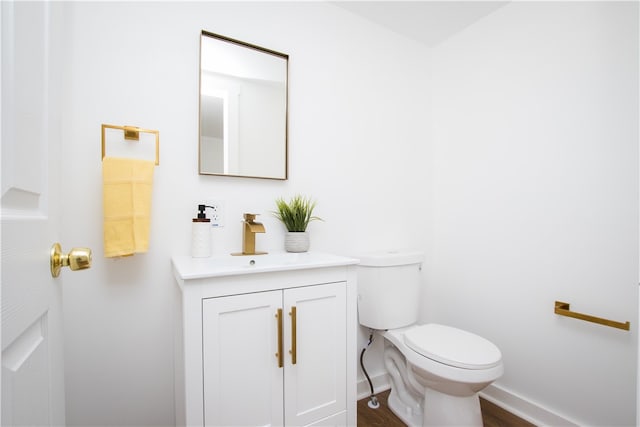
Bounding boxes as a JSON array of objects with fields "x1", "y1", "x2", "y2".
[{"x1": 172, "y1": 251, "x2": 359, "y2": 280}]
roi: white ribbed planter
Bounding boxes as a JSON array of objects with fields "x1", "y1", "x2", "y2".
[{"x1": 285, "y1": 231, "x2": 310, "y2": 253}]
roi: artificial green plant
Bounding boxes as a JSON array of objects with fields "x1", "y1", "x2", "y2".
[{"x1": 273, "y1": 195, "x2": 322, "y2": 232}]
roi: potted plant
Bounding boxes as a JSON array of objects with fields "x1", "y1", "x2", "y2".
[{"x1": 272, "y1": 195, "x2": 322, "y2": 252}]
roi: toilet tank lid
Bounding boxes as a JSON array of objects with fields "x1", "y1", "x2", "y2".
[{"x1": 357, "y1": 250, "x2": 424, "y2": 267}]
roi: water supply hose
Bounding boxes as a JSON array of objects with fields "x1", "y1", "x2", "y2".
[{"x1": 360, "y1": 331, "x2": 379, "y2": 409}]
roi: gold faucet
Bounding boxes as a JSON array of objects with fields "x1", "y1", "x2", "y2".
[{"x1": 232, "y1": 213, "x2": 267, "y2": 256}]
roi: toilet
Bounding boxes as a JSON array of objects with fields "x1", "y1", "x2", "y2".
[{"x1": 357, "y1": 250, "x2": 503, "y2": 427}]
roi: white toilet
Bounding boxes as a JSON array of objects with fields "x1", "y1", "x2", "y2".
[{"x1": 357, "y1": 250, "x2": 503, "y2": 427}]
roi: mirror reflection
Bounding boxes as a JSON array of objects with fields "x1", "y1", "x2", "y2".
[{"x1": 199, "y1": 31, "x2": 288, "y2": 180}]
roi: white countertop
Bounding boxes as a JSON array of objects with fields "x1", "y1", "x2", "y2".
[{"x1": 172, "y1": 251, "x2": 360, "y2": 280}]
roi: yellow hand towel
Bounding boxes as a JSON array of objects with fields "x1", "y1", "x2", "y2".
[{"x1": 102, "y1": 157, "x2": 155, "y2": 257}]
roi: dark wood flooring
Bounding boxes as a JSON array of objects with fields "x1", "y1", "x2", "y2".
[{"x1": 357, "y1": 389, "x2": 536, "y2": 427}]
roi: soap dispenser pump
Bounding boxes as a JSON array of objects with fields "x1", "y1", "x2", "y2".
[{"x1": 191, "y1": 204, "x2": 212, "y2": 258}]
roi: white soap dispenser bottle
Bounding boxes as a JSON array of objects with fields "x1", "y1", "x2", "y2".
[{"x1": 191, "y1": 204, "x2": 212, "y2": 258}]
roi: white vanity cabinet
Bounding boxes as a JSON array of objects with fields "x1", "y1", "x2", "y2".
[
  {"x1": 203, "y1": 283, "x2": 346, "y2": 426},
  {"x1": 172, "y1": 253, "x2": 358, "y2": 427}
]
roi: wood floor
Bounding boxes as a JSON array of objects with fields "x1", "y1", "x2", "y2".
[{"x1": 357, "y1": 389, "x2": 536, "y2": 427}]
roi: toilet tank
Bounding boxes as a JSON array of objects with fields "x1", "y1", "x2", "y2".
[{"x1": 357, "y1": 250, "x2": 424, "y2": 330}]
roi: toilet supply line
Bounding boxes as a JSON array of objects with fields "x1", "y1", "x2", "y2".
[{"x1": 360, "y1": 330, "x2": 379, "y2": 409}]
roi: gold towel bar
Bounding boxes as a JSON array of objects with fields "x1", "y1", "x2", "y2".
[
  {"x1": 101, "y1": 124, "x2": 160, "y2": 165},
  {"x1": 555, "y1": 301, "x2": 630, "y2": 331}
]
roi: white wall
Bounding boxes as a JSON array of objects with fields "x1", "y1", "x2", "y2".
[
  {"x1": 428, "y1": 2, "x2": 638, "y2": 425},
  {"x1": 56, "y1": 2, "x2": 431, "y2": 425}
]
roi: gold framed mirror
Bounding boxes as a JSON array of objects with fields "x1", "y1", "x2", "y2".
[{"x1": 199, "y1": 31, "x2": 288, "y2": 180}]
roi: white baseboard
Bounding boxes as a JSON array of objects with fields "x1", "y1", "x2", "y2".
[
  {"x1": 480, "y1": 384, "x2": 579, "y2": 427},
  {"x1": 357, "y1": 374, "x2": 579, "y2": 426}
]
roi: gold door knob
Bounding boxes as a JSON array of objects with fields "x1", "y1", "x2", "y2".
[{"x1": 50, "y1": 243, "x2": 92, "y2": 278}]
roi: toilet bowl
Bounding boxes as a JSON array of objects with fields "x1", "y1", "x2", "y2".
[
  {"x1": 356, "y1": 250, "x2": 503, "y2": 426},
  {"x1": 382, "y1": 324, "x2": 503, "y2": 426}
]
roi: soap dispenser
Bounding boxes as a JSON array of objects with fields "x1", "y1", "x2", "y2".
[{"x1": 191, "y1": 204, "x2": 212, "y2": 258}]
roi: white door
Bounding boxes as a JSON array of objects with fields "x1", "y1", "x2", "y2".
[
  {"x1": 284, "y1": 283, "x2": 346, "y2": 427},
  {"x1": 1, "y1": 2, "x2": 71, "y2": 425},
  {"x1": 202, "y1": 291, "x2": 284, "y2": 427}
]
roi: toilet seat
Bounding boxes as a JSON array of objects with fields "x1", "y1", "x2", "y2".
[{"x1": 403, "y1": 324, "x2": 502, "y2": 370}]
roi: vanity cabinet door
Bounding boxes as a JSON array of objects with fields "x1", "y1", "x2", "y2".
[
  {"x1": 283, "y1": 283, "x2": 347, "y2": 426},
  {"x1": 202, "y1": 290, "x2": 284, "y2": 427}
]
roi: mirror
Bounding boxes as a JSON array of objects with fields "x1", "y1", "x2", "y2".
[{"x1": 199, "y1": 31, "x2": 288, "y2": 180}]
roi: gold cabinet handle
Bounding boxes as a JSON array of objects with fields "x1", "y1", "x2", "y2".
[
  {"x1": 50, "y1": 243, "x2": 92, "y2": 278},
  {"x1": 275, "y1": 309, "x2": 284, "y2": 368},
  {"x1": 555, "y1": 301, "x2": 630, "y2": 331},
  {"x1": 289, "y1": 306, "x2": 297, "y2": 365}
]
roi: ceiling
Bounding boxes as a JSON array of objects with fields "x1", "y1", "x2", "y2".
[{"x1": 333, "y1": 1, "x2": 509, "y2": 47}]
